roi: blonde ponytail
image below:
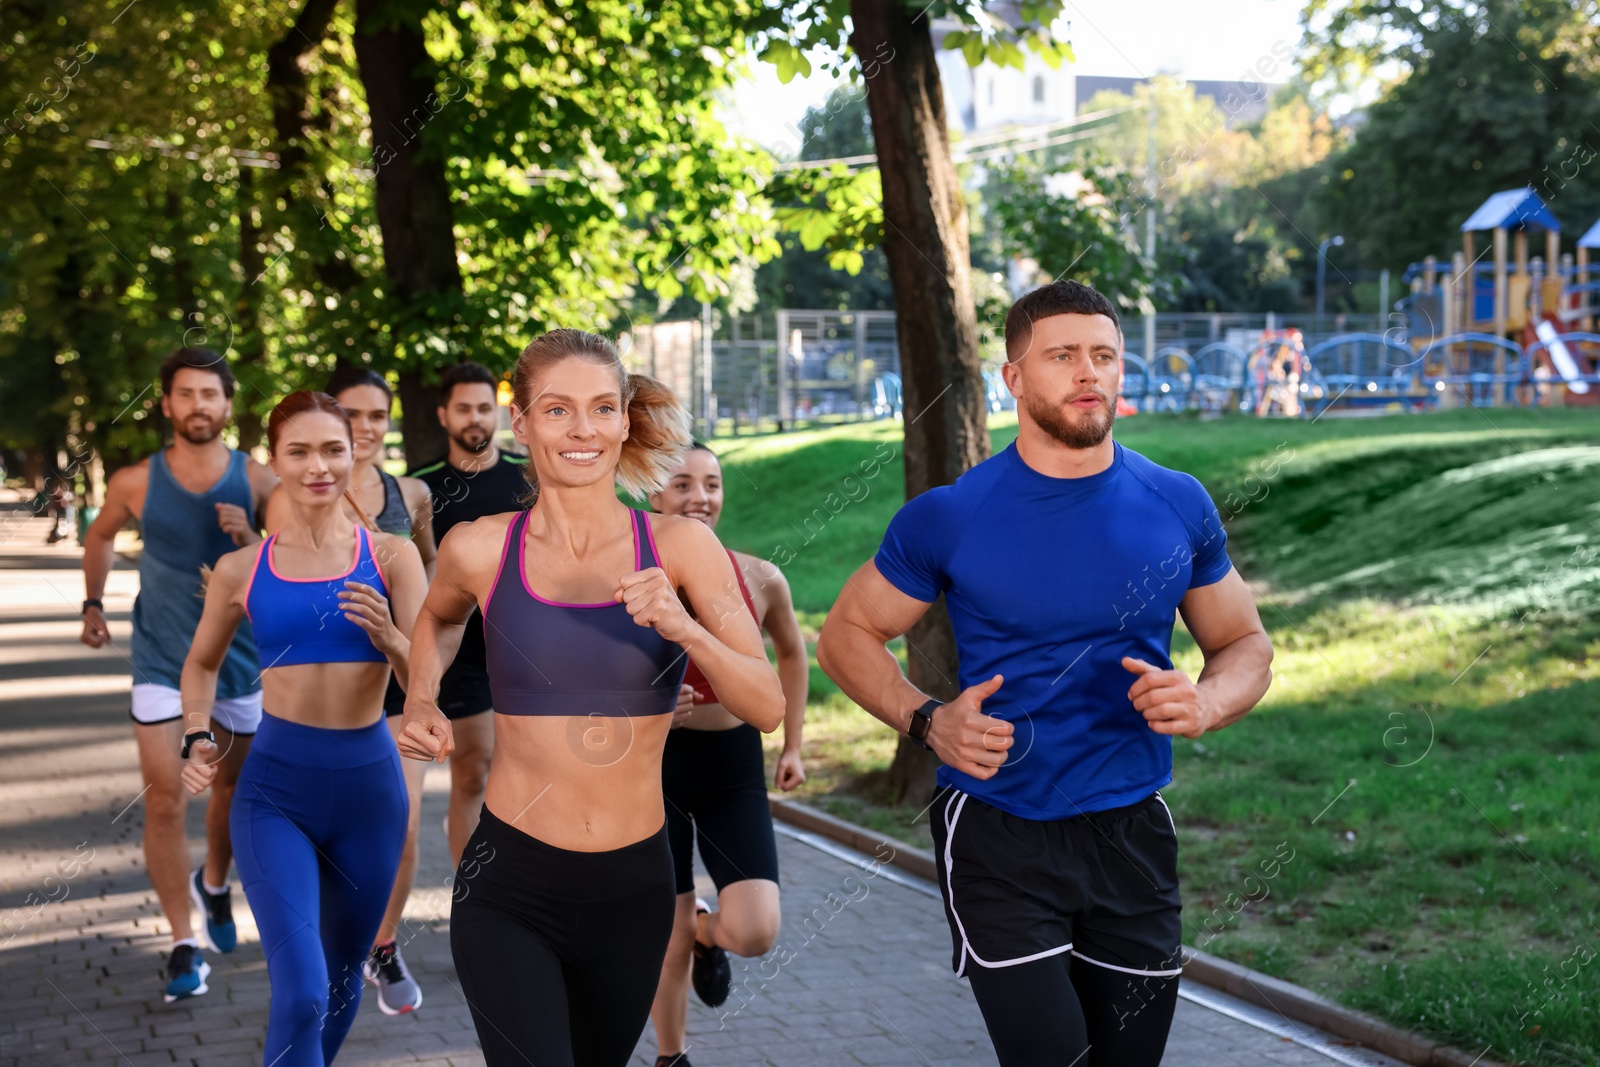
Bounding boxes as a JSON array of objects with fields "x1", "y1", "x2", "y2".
[{"x1": 512, "y1": 329, "x2": 693, "y2": 501}]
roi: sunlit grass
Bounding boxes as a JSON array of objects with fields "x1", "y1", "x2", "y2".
[{"x1": 727, "y1": 407, "x2": 1600, "y2": 1064}]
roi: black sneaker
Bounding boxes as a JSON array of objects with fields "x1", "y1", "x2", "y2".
[
  {"x1": 690, "y1": 900, "x2": 731, "y2": 1008},
  {"x1": 655, "y1": 1055, "x2": 694, "y2": 1067}
]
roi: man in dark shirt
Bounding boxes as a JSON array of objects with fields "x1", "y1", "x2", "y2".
[{"x1": 367, "y1": 362, "x2": 528, "y2": 1015}]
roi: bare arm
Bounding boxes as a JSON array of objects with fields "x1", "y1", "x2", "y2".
[
  {"x1": 816, "y1": 560, "x2": 1013, "y2": 781},
  {"x1": 214, "y1": 458, "x2": 279, "y2": 547},
  {"x1": 178, "y1": 547, "x2": 254, "y2": 793},
  {"x1": 341, "y1": 534, "x2": 427, "y2": 689},
  {"x1": 622, "y1": 516, "x2": 783, "y2": 732},
  {"x1": 1178, "y1": 569, "x2": 1273, "y2": 731},
  {"x1": 398, "y1": 520, "x2": 494, "y2": 762},
  {"x1": 1123, "y1": 568, "x2": 1273, "y2": 738},
  {"x1": 80, "y1": 465, "x2": 142, "y2": 648},
  {"x1": 750, "y1": 559, "x2": 809, "y2": 788},
  {"x1": 399, "y1": 477, "x2": 437, "y2": 580}
]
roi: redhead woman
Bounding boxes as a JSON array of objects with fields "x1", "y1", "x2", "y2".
[
  {"x1": 181, "y1": 391, "x2": 427, "y2": 1066},
  {"x1": 264, "y1": 366, "x2": 437, "y2": 1015},
  {"x1": 399, "y1": 329, "x2": 784, "y2": 1067}
]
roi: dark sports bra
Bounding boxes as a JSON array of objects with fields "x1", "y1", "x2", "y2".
[
  {"x1": 373, "y1": 470, "x2": 412, "y2": 536},
  {"x1": 681, "y1": 550, "x2": 757, "y2": 706},
  {"x1": 244, "y1": 526, "x2": 390, "y2": 667},
  {"x1": 482, "y1": 508, "x2": 687, "y2": 716}
]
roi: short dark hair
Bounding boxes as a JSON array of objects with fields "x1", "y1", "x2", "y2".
[
  {"x1": 1003, "y1": 281, "x2": 1121, "y2": 362},
  {"x1": 325, "y1": 366, "x2": 392, "y2": 403},
  {"x1": 439, "y1": 361, "x2": 498, "y2": 406},
  {"x1": 159, "y1": 347, "x2": 235, "y2": 399}
]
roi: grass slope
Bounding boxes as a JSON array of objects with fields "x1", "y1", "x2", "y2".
[{"x1": 710, "y1": 408, "x2": 1600, "y2": 1067}]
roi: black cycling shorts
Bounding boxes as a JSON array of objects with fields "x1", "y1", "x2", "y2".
[
  {"x1": 929, "y1": 786, "x2": 1183, "y2": 979},
  {"x1": 662, "y1": 724, "x2": 780, "y2": 896}
]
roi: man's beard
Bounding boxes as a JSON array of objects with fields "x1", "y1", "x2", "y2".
[
  {"x1": 450, "y1": 426, "x2": 492, "y2": 453},
  {"x1": 1027, "y1": 390, "x2": 1115, "y2": 449},
  {"x1": 175, "y1": 416, "x2": 221, "y2": 445}
]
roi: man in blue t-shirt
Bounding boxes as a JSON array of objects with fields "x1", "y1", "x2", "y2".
[{"x1": 818, "y1": 280, "x2": 1273, "y2": 1067}]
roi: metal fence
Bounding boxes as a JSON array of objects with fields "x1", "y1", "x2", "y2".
[{"x1": 624, "y1": 310, "x2": 1597, "y2": 435}]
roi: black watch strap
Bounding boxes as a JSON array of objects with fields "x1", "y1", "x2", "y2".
[
  {"x1": 82, "y1": 598, "x2": 103, "y2": 613},
  {"x1": 181, "y1": 730, "x2": 215, "y2": 760},
  {"x1": 907, "y1": 697, "x2": 942, "y2": 750}
]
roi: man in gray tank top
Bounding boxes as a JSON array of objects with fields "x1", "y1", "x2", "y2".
[{"x1": 80, "y1": 348, "x2": 278, "y2": 1003}]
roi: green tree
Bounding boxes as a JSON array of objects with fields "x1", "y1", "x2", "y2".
[
  {"x1": 982, "y1": 154, "x2": 1167, "y2": 315},
  {"x1": 763, "y1": 0, "x2": 1074, "y2": 800},
  {"x1": 1305, "y1": 0, "x2": 1600, "y2": 270}
]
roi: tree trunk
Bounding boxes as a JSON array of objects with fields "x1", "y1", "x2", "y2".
[
  {"x1": 850, "y1": 0, "x2": 990, "y2": 803},
  {"x1": 395, "y1": 369, "x2": 444, "y2": 470},
  {"x1": 233, "y1": 165, "x2": 266, "y2": 455},
  {"x1": 264, "y1": 0, "x2": 361, "y2": 294},
  {"x1": 352, "y1": 0, "x2": 461, "y2": 468}
]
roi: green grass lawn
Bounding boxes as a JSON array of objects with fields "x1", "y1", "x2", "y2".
[{"x1": 713, "y1": 407, "x2": 1600, "y2": 1067}]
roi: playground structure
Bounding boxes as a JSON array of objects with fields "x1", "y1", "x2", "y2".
[{"x1": 626, "y1": 192, "x2": 1600, "y2": 434}]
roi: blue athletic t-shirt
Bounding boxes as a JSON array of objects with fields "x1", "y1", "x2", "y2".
[{"x1": 874, "y1": 440, "x2": 1232, "y2": 821}]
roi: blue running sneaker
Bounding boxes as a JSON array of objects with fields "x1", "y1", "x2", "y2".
[
  {"x1": 163, "y1": 943, "x2": 211, "y2": 1003},
  {"x1": 189, "y1": 868, "x2": 237, "y2": 953}
]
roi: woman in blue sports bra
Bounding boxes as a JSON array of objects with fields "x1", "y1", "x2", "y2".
[
  {"x1": 179, "y1": 390, "x2": 428, "y2": 1067},
  {"x1": 397, "y1": 329, "x2": 785, "y2": 1067}
]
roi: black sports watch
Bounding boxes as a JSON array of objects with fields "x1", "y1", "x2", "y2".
[
  {"x1": 82, "y1": 598, "x2": 103, "y2": 614},
  {"x1": 181, "y1": 730, "x2": 215, "y2": 760},
  {"x1": 907, "y1": 698, "x2": 942, "y2": 750}
]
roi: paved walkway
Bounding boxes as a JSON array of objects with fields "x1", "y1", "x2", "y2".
[{"x1": 0, "y1": 513, "x2": 1394, "y2": 1067}]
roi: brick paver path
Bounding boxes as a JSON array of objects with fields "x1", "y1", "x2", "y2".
[{"x1": 0, "y1": 513, "x2": 1382, "y2": 1066}]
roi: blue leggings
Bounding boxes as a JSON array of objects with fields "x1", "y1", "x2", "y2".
[{"x1": 231, "y1": 713, "x2": 408, "y2": 1067}]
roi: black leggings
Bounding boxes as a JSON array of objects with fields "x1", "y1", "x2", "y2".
[
  {"x1": 966, "y1": 953, "x2": 1179, "y2": 1067},
  {"x1": 450, "y1": 806, "x2": 677, "y2": 1067}
]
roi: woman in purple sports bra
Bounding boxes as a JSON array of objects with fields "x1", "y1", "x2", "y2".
[{"x1": 398, "y1": 329, "x2": 785, "y2": 1067}]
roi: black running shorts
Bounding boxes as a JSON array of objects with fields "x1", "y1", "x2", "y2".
[
  {"x1": 662, "y1": 724, "x2": 781, "y2": 896},
  {"x1": 929, "y1": 786, "x2": 1183, "y2": 979}
]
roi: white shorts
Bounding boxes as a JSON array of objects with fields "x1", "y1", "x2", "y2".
[{"x1": 130, "y1": 683, "x2": 263, "y2": 735}]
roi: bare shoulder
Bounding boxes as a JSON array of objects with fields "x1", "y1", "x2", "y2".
[
  {"x1": 732, "y1": 549, "x2": 789, "y2": 594},
  {"x1": 439, "y1": 511, "x2": 516, "y2": 559},
  {"x1": 648, "y1": 511, "x2": 720, "y2": 556},
  {"x1": 398, "y1": 475, "x2": 430, "y2": 505},
  {"x1": 371, "y1": 531, "x2": 423, "y2": 568},
  {"x1": 210, "y1": 540, "x2": 261, "y2": 593},
  {"x1": 106, "y1": 459, "x2": 150, "y2": 495}
]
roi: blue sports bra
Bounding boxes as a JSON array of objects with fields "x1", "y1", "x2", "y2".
[
  {"x1": 245, "y1": 526, "x2": 390, "y2": 667},
  {"x1": 482, "y1": 508, "x2": 687, "y2": 716}
]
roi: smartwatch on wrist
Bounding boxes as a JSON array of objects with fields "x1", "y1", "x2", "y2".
[
  {"x1": 181, "y1": 730, "x2": 215, "y2": 760},
  {"x1": 907, "y1": 698, "x2": 942, "y2": 750},
  {"x1": 82, "y1": 598, "x2": 103, "y2": 614}
]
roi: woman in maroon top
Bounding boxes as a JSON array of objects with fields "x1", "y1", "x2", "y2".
[{"x1": 646, "y1": 444, "x2": 809, "y2": 1067}]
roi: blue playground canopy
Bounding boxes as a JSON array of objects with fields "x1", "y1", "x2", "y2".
[
  {"x1": 1580, "y1": 218, "x2": 1600, "y2": 249},
  {"x1": 1460, "y1": 187, "x2": 1561, "y2": 233}
]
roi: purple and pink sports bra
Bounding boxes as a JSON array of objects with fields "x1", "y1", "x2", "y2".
[{"x1": 482, "y1": 508, "x2": 687, "y2": 716}]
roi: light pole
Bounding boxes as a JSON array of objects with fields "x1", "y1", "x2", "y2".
[{"x1": 1316, "y1": 235, "x2": 1344, "y2": 334}]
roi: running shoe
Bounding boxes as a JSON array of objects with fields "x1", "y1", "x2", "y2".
[
  {"x1": 655, "y1": 1054, "x2": 693, "y2": 1067},
  {"x1": 690, "y1": 899, "x2": 731, "y2": 1008},
  {"x1": 363, "y1": 941, "x2": 423, "y2": 1015},
  {"x1": 189, "y1": 868, "x2": 237, "y2": 953},
  {"x1": 163, "y1": 943, "x2": 210, "y2": 1003}
]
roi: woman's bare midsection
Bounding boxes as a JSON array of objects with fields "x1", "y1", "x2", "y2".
[
  {"x1": 678, "y1": 702, "x2": 743, "y2": 731},
  {"x1": 485, "y1": 713, "x2": 672, "y2": 851},
  {"x1": 261, "y1": 663, "x2": 390, "y2": 728}
]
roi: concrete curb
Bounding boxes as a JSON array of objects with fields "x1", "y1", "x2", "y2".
[{"x1": 768, "y1": 795, "x2": 1509, "y2": 1067}]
